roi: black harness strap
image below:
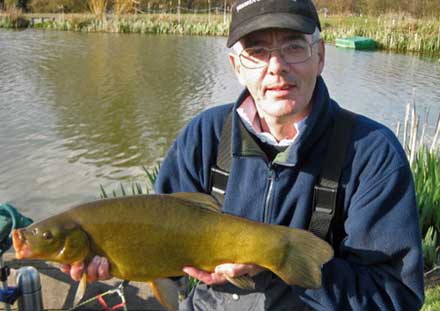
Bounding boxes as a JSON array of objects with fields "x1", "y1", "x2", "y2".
[
  {"x1": 308, "y1": 108, "x2": 356, "y2": 240},
  {"x1": 210, "y1": 111, "x2": 233, "y2": 205},
  {"x1": 209, "y1": 108, "x2": 357, "y2": 242}
]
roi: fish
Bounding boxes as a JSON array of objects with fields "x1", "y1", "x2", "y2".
[{"x1": 12, "y1": 192, "x2": 333, "y2": 310}]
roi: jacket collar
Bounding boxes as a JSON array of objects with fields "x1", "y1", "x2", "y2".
[{"x1": 231, "y1": 76, "x2": 336, "y2": 166}]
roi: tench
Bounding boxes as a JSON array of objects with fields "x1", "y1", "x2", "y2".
[{"x1": 12, "y1": 192, "x2": 333, "y2": 310}]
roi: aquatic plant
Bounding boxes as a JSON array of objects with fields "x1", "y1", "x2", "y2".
[
  {"x1": 113, "y1": 0, "x2": 137, "y2": 16},
  {"x1": 88, "y1": 0, "x2": 107, "y2": 17},
  {"x1": 100, "y1": 164, "x2": 160, "y2": 198},
  {"x1": 424, "y1": 227, "x2": 439, "y2": 271},
  {"x1": 412, "y1": 147, "x2": 440, "y2": 244},
  {"x1": 1, "y1": 12, "x2": 439, "y2": 57},
  {"x1": 0, "y1": 7, "x2": 29, "y2": 28}
]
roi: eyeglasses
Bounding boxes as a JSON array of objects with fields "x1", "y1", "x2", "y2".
[{"x1": 238, "y1": 39, "x2": 321, "y2": 69}]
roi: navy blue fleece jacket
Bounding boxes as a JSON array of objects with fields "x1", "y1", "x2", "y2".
[{"x1": 155, "y1": 77, "x2": 424, "y2": 310}]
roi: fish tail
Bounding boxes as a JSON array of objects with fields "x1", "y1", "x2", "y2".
[{"x1": 266, "y1": 228, "x2": 333, "y2": 289}]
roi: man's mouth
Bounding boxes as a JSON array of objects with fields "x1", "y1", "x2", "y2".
[{"x1": 265, "y1": 84, "x2": 295, "y2": 96}]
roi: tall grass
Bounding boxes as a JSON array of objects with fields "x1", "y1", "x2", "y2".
[
  {"x1": 422, "y1": 284, "x2": 440, "y2": 311},
  {"x1": 396, "y1": 100, "x2": 440, "y2": 271},
  {"x1": 413, "y1": 147, "x2": 440, "y2": 253},
  {"x1": 113, "y1": 0, "x2": 137, "y2": 16},
  {"x1": 100, "y1": 164, "x2": 160, "y2": 198},
  {"x1": 88, "y1": 0, "x2": 107, "y2": 17},
  {"x1": 322, "y1": 14, "x2": 440, "y2": 56},
  {"x1": 1, "y1": 12, "x2": 440, "y2": 57},
  {"x1": 0, "y1": 7, "x2": 29, "y2": 28},
  {"x1": 0, "y1": 13, "x2": 229, "y2": 35}
]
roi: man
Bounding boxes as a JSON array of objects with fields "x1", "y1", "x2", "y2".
[{"x1": 63, "y1": 0, "x2": 425, "y2": 310}]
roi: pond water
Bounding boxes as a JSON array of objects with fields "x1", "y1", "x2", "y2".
[{"x1": 0, "y1": 29, "x2": 439, "y2": 220}]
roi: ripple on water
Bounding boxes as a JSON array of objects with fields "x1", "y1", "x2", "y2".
[{"x1": 1, "y1": 30, "x2": 439, "y2": 219}]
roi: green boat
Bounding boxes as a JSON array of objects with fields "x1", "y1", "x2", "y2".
[{"x1": 335, "y1": 36, "x2": 377, "y2": 50}]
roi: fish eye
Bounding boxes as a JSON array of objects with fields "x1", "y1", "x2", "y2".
[{"x1": 42, "y1": 231, "x2": 53, "y2": 240}]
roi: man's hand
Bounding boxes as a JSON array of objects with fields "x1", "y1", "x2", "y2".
[
  {"x1": 183, "y1": 263, "x2": 264, "y2": 286},
  {"x1": 59, "y1": 256, "x2": 111, "y2": 282}
]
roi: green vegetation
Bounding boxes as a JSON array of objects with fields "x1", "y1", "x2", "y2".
[
  {"x1": 314, "y1": 0, "x2": 440, "y2": 18},
  {"x1": 423, "y1": 286, "x2": 440, "y2": 311},
  {"x1": 1, "y1": 11, "x2": 440, "y2": 57},
  {"x1": 396, "y1": 102, "x2": 440, "y2": 271},
  {"x1": 0, "y1": 12, "x2": 229, "y2": 35},
  {"x1": 414, "y1": 147, "x2": 440, "y2": 256},
  {"x1": 1, "y1": 1, "x2": 440, "y2": 56},
  {"x1": 2, "y1": 0, "x2": 440, "y2": 17},
  {"x1": 100, "y1": 165, "x2": 160, "y2": 198},
  {"x1": 322, "y1": 15, "x2": 440, "y2": 56}
]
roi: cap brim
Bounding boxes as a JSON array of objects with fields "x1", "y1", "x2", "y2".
[{"x1": 227, "y1": 13, "x2": 316, "y2": 48}]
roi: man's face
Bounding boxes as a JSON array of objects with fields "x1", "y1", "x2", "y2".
[{"x1": 229, "y1": 28, "x2": 325, "y2": 123}]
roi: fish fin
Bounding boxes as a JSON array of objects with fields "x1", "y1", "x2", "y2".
[
  {"x1": 148, "y1": 278, "x2": 180, "y2": 311},
  {"x1": 224, "y1": 275, "x2": 255, "y2": 290},
  {"x1": 270, "y1": 228, "x2": 333, "y2": 288},
  {"x1": 73, "y1": 272, "x2": 87, "y2": 305},
  {"x1": 170, "y1": 192, "x2": 221, "y2": 212}
]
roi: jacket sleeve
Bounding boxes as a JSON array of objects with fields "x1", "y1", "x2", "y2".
[{"x1": 295, "y1": 161, "x2": 425, "y2": 310}]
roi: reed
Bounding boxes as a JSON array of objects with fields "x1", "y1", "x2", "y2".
[
  {"x1": 0, "y1": 13, "x2": 229, "y2": 35},
  {"x1": 1, "y1": 12, "x2": 439, "y2": 56},
  {"x1": 100, "y1": 164, "x2": 160, "y2": 198},
  {"x1": 424, "y1": 227, "x2": 439, "y2": 271},
  {"x1": 88, "y1": 0, "x2": 107, "y2": 17},
  {"x1": 396, "y1": 100, "x2": 440, "y2": 163},
  {"x1": 412, "y1": 147, "x2": 440, "y2": 243},
  {"x1": 321, "y1": 14, "x2": 440, "y2": 56},
  {"x1": 394, "y1": 97, "x2": 440, "y2": 273},
  {"x1": 0, "y1": 7, "x2": 29, "y2": 28},
  {"x1": 114, "y1": 0, "x2": 139, "y2": 16}
]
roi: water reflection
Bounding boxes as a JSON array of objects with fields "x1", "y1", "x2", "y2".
[{"x1": 0, "y1": 29, "x2": 438, "y2": 219}]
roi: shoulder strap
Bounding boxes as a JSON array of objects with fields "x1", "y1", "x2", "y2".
[
  {"x1": 209, "y1": 107, "x2": 357, "y2": 245},
  {"x1": 209, "y1": 111, "x2": 233, "y2": 205},
  {"x1": 308, "y1": 108, "x2": 357, "y2": 241}
]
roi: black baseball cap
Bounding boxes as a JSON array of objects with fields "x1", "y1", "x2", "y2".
[{"x1": 227, "y1": 0, "x2": 321, "y2": 48}]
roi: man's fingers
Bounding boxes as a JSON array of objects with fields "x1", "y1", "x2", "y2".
[
  {"x1": 86, "y1": 256, "x2": 100, "y2": 282},
  {"x1": 182, "y1": 266, "x2": 212, "y2": 283},
  {"x1": 183, "y1": 266, "x2": 227, "y2": 285},
  {"x1": 215, "y1": 263, "x2": 264, "y2": 277},
  {"x1": 59, "y1": 257, "x2": 111, "y2": 283},
  {"x1": 59, "y1": 264, "x2": 71, "y2": 274},
  {"x1": 70, "y1": 262, "x2": 84, "y2": 282},
  {"x1": 97, "y1": 257, "x2": 111, "y2": 280}
]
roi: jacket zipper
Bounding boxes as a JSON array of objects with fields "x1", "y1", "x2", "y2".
[{"x1": 263, "y1": 164, "x2": 275, "y2": 223}]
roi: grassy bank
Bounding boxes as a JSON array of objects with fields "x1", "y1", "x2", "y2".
[
  {"x1": 1, "y1": 11, "x2": 440, "y2": 57},
  {"x1": 321, "y1": 14, "x2": 440, "y2": 57},
  {"x1": 0, "y1": 12, "x2": 230, "y2": 36}
]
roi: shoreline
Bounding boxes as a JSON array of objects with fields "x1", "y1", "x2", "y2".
[{"x1": 0, "y1": 12, "x2": 440, "y2": 58}]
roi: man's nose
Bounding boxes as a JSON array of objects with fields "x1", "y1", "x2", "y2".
[{"x1": 267, "y1": 49, "x2": 289, "y2": 74}]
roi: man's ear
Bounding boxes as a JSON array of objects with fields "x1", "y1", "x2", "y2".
[
  {"x1": 228, "y1": 53, "x2": 246, "y2": 86},
  {"x1": 317, "y1": 39, "x2": 325, "y2": 76}
]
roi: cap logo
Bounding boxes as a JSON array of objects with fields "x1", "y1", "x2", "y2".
[{"x1": 236, "y1": 0, "x2": 261, "y2": 13}]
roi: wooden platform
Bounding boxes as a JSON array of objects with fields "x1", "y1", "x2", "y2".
[{"x1": 0, "y1": 252, "x2": 167, "y2": 310}]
